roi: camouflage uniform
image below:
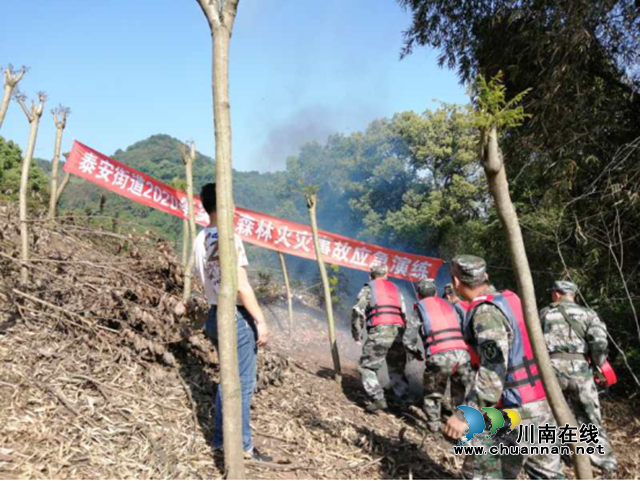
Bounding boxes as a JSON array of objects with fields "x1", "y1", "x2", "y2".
[
  {"x1": 452, "y1": 255, "x2": 563, "y2": 480},
  {"x1": 352, "y1": 283, "x2": 409, "y2": 404},
  {"x1": 404, "y1": 279, "x2": 473, "y2": 432},
  {"x1": 540, "y1": 280, "x2": 616, "y2": 474}
]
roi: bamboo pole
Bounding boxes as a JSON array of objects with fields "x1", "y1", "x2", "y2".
[
  {"x1": 306, "y1": 192, "x2": 342, "y2": 382},
  {"x1": 278, "y1": 252, "x2": 294, "y2": 333}
]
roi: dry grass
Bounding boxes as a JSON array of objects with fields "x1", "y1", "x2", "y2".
[{"x1": 0, "y1": 203, "x2": 637, "y2": 479}]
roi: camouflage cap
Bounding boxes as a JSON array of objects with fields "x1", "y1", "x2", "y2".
[
  {"x1": 370, "y1": 263, "x2": 388, "y2": 279},
  {"x1": 451, "y1": 255, "x2": 487, "y2": 285},
  {"x1": 416, "y1": 278, "x2": 437, "y2": 297},
  {"x1": 551, "y1": 280, "x2": 578, "y2": 294}
]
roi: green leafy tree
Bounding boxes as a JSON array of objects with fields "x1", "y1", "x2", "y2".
[
  {"x1": 399, "y1": 0, "x2": 640, "y2": 394},
  {"x1": 0, "y1": 135, "x2": 49, "y2": 208}
]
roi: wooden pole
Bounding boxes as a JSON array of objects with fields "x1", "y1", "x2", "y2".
[
  {"x1": 306, "y1": 192, "x2": 342, "y2": 382},
  {"x1": 278, "y1": 251, "x2": 294, "y2": 333}
]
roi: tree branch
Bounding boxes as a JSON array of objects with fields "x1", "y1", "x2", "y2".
[
  {"x1": 221, "y1": 0, "x2": 239, "y2": 32},
  {"x1": 196, "y1": 0, "x2": 222, "y2": 29},
  {"x1": 14, "y1": 89, "x2": 31, "y2": 121}
]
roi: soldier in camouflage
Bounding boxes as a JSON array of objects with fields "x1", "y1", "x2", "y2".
[
  {"x1": 444, "y1": 255, "x2": 563, "y2": 480},
  {"x1": 540, "y1": 280, "x2": 617, "y2": 476},
  {"x1": 352, "y1": 264, "x2": 409, "y2": 412},
  {"x1": 404, "y1": 278, "x2": 473, "y2": 433}
]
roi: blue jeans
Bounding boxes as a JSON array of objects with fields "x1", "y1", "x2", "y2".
[{"x1": 205, "y1": 306, "x2": 257, "y2": 452}]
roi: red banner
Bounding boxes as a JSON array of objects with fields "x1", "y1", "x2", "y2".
[{"x1": 64, "y1": 141, "x2": 442, "y2": 281}]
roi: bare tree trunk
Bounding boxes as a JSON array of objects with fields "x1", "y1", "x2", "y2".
[
  {"x1": 49, "y1": 106, "x2": 70, "y2": 220},
  {"x1": 306, "y1": 193, "x2": 342, "y2": 382},
  {"x1": 278, "y1": 252, "x2": 294, "y2": 333},
  {"x1": 182, "y1": 141, "x2": 198, "y2": 303},
  {"x1": 182, "y1": 219, "x2": 190, "y2": 267},
  {"x1": 0, "y1": 65, "x2": 26, "y2": 129},
  {"x1": 483, "y1": 126, "x2": 592, "y2": 479},
  {"x1": 196, "y1": 0, "x2": 244, "y2": 477},
  {"x1": 55, "y1": 170, "x2": 70, "y2": 206},
  {"x1": 0, "y1": 87, "x2": 11, "y2": 129},
  {"x1": 16, "y1": 92, "x2": 46, "y2": 284}
]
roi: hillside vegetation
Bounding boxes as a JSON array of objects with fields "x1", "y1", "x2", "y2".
[{"x1": 2, "y1": 87, "x2": 639, "y2": 391}]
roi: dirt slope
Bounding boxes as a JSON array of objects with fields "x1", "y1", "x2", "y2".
[{"x1": 0, "y1": 205, "x2": 637, "y2": 479}]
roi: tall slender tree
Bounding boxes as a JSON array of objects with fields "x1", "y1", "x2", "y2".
[
  {"x1": 472, "y1": 74, "x2": 592, "y2": 479},
  {"x1": 48, "y1": 105, "x2": 70, "y2": 220},
  {"x1": 15, "y1": 90, "x2": 46, "y2": 284},
  {"x1": 0, "y1": 65, "x2": 27, "y2": 129},
  {"x1": 195, "y1": 0, "x2": 244, "y2": 477}
]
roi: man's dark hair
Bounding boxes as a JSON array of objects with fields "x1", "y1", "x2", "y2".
[
  {"x1": 417, "y1": 285, "x2": 437, "y2": 299},
  {"x1": 200, "y1": 183, "x2": 217, "y2": 214}
]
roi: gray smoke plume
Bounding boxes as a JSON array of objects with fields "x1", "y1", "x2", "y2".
[{"x1": 256, "y1": 103, "x2": 380, "y2": 171}]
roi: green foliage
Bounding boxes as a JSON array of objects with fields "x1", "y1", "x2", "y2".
[
  {"x1": 400, "y1": 0, "x2": 640, "y2": 392},
  {"x1": 312, "y1": 264, "x2": 348, "y2": 308},
  {"x1": 0, "y1": 135, "x2": 49, "y2": 208},
  {"x1": 470, "y1": 72, "x2": 531, "y2": 134},
  {"x1": 384, "y1": 106, "x2": 486, "y2": 255}
]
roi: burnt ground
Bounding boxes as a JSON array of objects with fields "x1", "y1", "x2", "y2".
[{"x1": 0, "y1": 205, "x2": 638, "y2": 479}]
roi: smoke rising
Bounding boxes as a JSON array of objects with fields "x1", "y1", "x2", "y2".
[{"x1": 256, "y1": 103, "x2": 380, "y2": 172}]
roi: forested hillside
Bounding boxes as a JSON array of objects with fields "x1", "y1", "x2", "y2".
[
  {"x1": 31, "y1": 134, "x2": 286, "y2": 244},
  {"x1": 3, "y1": 91, "x2": 639, "y2": 391}
]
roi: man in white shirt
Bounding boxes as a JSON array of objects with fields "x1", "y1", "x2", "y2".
[{"x1": 193, "y1": 183, "x2": 270, "y2": 462}]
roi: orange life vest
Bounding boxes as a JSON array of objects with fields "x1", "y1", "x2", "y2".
[
  {"x1": 415, "y1": 297, "x2": 468, "y2": 356},
  {"x1": 366, "y1": 279, "x2": 405, "y2": 327}
]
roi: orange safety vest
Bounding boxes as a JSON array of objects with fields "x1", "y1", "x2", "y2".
[
  {"x1": 366, "y1": 279, "x2": 405, "y2": 327},
  {"x1": 415, "y1": 297, "x2": 468, "y2": 356}
]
